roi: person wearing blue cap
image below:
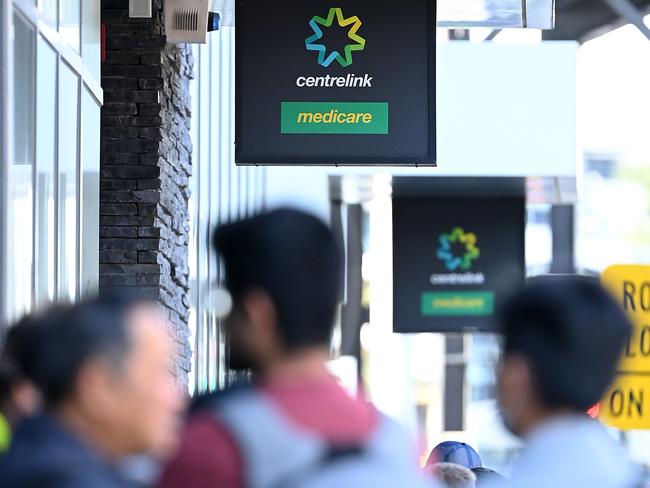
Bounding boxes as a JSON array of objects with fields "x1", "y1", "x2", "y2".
[{"x1": 427, "y1": 441, "x2": 482, "y2": 470}]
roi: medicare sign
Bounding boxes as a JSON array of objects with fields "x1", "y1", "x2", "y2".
[
  {"x1": 392, "y1": 196, "x2": 525, "y2": 333},
  {"x1": 235, "y1": 0, "x2": 436, "y2": 165}
]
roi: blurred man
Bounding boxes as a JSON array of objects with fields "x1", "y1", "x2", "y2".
[
  {"x1": 159, "y1": 208, "x2": 432, "y2": 488},
  {"x1": 495, "y1": 277, "x2": 640, "y2": 487},
  {"x1": 0, "y1": 295, "x2": 182, "y2": 487}
]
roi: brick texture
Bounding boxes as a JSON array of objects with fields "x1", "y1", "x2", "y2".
[{"x1": 100, "y1": 0, "x2": 193, "y2": 384}]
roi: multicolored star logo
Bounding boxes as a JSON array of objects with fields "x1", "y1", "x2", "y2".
[
  {"x1": 305, "y1": 8, "x2": 366, "y2": 68},
  {"x1": 436, "y1": 227, "x2": 480, "y2": 272}
]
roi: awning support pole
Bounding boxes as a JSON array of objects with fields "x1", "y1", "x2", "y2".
[{"x1": 603, "y1": 0, "x2": 650, "y2": 41}]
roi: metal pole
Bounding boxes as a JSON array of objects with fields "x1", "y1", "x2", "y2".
[
  {"x1": 603, "y1": 0, "x2": 650, "y2": 41},
  {"x1": 444, "y1": 334, "x2": 465, "y2": 431},
  {"x1": 340, "y1": 204, "x2": 363, "y2": 368},
  {"x1": 550, "y1": 204, "x2": 576, "y2": 274},
  {"x1": 484, "y1": 29, "x2": 502, "y2": 41}
]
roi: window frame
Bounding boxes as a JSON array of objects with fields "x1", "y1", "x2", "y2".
[{"x1": 1, "y1": 0, "x2": 102, "y2": 324}]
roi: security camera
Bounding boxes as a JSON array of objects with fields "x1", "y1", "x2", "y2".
[{"x1": 164, "y1": 0, "x2": 221, "y2": 43}]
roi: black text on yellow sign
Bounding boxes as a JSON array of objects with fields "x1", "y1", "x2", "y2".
[{"x1": 600, "y1": 265, "x2": 650, "y2": 430}]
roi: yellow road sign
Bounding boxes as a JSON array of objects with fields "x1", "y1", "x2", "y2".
[
  {"x1": 600, "y1": 373, "x2": 650, "y2": 429},
  {"x1": 601, "y1": 265, "x2": 650, "y2": 430}
]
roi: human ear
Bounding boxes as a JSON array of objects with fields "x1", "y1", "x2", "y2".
[{"x1": 243, "y1": 289, "x2": 282, "y2": 358}]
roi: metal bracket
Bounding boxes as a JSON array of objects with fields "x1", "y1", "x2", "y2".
[{"x1": 129, "y1": 0, "x2": 152, "y2": 18}]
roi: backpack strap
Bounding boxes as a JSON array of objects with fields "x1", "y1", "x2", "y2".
[
  {"x1": 215, "y1": 389, "x2": 328, "y2": 488},
  {"x1": 214, "y1": 391, "x2": 425, "y2": 488}
]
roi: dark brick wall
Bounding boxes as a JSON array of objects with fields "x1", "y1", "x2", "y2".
[{"x1": 100, "y1": 0, "x2": 193, "y2": 383}]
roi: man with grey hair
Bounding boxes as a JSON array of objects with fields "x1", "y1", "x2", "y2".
[
  {"x1": 0, "y1": 295, "x2": 182, "y2": 487},
  {"x1": 428, "y1": 462, "x2": 477, "y2": 488}
]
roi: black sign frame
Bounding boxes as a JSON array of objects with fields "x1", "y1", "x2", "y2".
[
  {"x1": 392, "y1": 194, "x2": 526, "y2": 333},
  {"x1": 235, "y1": 0, "x2": 437, "y2": 166}
]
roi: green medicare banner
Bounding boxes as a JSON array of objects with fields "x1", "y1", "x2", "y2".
[
  {"x1": 281, "y1": 102, "x2": 388, "y2": 134},
  {"x1": 421, "y1": 292, "x2": 494, "y2": 316}
]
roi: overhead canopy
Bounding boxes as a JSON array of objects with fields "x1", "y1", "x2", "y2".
[
  {"x1": 545, "y1": 0, "x2": 650, "y2": 41},
  {"x1": 219, "y1": 0, "x2": 649, "y2": 40},
  {"x1": 438, "y1": 0, "x2": 554, "y2": 29}
]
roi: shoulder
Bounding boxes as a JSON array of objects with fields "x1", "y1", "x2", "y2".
[
  {"x1": 0, "y1": 418, "x2": 124, "y2": 488},
  {"x1": 180, "y1": 383, "x2": 259, "y2": 467},
  {"x1": 158, "y1": 406, "x2": 245, "y2": 488},
  {"x1": 0, "y1": 457, "x2": 124, "y2": 488},
  {"x1": 188, "y1": 382, "x2": 253, "y2": 415}
]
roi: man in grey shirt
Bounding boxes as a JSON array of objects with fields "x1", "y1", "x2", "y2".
[{"x1": 492, "y1": 277, "x2": 642, "y2": 488}]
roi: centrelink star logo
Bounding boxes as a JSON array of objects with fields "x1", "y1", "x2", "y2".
[
  {"x1": 305, "y1": 8, "x2": 366, "y2": 68},
  {"x1": 436, "y1": 228, "x2": 481, "y2": 272}
]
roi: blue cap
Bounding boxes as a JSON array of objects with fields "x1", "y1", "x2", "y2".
[{"x1": 427, "y1": 441, "x2": 482, "y2": 469}]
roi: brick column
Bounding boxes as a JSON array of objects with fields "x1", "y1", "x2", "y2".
[{"x1": 100, "y1": 0, "x2": 193, "y2": 383}]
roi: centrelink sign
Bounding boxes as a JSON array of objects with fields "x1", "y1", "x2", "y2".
[
  {"x1": 235, "y1": 0, "x2": 436, "y2": 165},
  {"x1": 393, "y1": 195, "x2": 525, "y2": 333}
]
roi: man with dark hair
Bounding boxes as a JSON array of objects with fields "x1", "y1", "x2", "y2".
[
  {"x1": 159, "y1": 208, "x2": 431, "y2": 488},
  {"x1": 0, "y1": 296, "x2": 182, "y2": 487},
  {"x1": 495, "y1": 276, "x2": 640, "y2": 487}
]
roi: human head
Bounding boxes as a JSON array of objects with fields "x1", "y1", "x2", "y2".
[
  {"x1": 11, "y1": 295, "x2": 182, "y2": 458},
  {"x1": 214, "y1": 208, "x2": 342, "y2": 372},
  {"x1": 0, "y1": 317, "x2": 43, "y2": 426},
  {"x1": 497, "y1": 276, "x2": 631, "y2": 436},
  {"x1": 471, "y1": 467, "x2": 505, "y2": 485},
  {"x1": 427, "y1": 441, "x2": 482, "y2": 469},
  {"x1": 427, "y1": 462, "x2": 476, "y2": 488}
]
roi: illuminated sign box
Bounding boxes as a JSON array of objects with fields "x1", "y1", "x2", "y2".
[
  {"x1": 393, "y1": 188, "x2": 525, "y2": 333},
  {"x1": 235, "y1": 0, "x2": 436, "y2": 166}
]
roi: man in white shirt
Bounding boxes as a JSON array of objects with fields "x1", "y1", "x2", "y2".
[{"x1": 493, "y1": 276, "x2": 642, "y2": 488}]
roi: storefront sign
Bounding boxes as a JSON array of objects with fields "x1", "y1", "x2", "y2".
[
  {"x1": 600, "y1": 265, "x2": 650, "y2": 430},
  {"x1": 393, "y1": 197, "x2": 525, "y2": 333},
  {"x1": 235, "y1": 0, "x2": 436, "y2": 165}
]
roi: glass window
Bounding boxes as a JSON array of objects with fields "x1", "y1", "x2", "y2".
[
  {"x1": 81, "y1": 0, "x2": 100, "y2": 81},
  {"x1": 35, "y1": 37, "x2": 58, "y2": 306},
  {"x1": 38, "y1": 0, "x2": 58, "y2": 28},
  {"x1": 57, "y1": 62, "x2": 79, "y2": 301},
  {"x1": 80, "y1": 89, "x2": 100, "y2": 296},
  {"x1": 59, "y1": 0, "x2": 80, "y2": 52},
  {"x1": 10, "y1": 15, "x2": 36, "y2": 319}
]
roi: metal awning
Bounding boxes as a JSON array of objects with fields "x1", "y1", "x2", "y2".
[
  {"x1": 438, "y1": 0, "x2": 555, "y2": 28},
  {"x1": 213, "y1": 0, "x2": 556, "y2": 30},
  {"x1": 214, "y1": 0, "x2": 650, "y2": 42},
  {"x1": 545, "y1": 0, "x2": 650, "y2": 41}
]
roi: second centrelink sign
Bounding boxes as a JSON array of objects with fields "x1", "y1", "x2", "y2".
[
  {"x1": 393, "y1": 196, "x2": 525, "y2": 333},
  {"x1": 235, "y1": 0, "x2": 437, "y2": 165}
]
